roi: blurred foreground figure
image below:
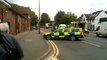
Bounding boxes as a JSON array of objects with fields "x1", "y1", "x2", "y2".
[{"x1": 0, "y1": 23, "x2": 23, "y2": 60}]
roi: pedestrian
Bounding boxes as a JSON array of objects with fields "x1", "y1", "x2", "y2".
[{"x1": 0, "y1": 23, "x2": 23, "y2": 60}]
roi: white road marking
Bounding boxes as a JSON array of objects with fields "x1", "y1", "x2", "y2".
[
  {"x1": 82, "y1": 41, "x2": 101, "y2": 47},
  {"x1": 25, "y1": 39, "x2": 32, "y2": 42}
]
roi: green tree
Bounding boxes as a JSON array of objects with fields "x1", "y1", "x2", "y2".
[
  {"x1": 54, "y1": 10, "x2": 66, "y2": 25},
  {"x1": 30, "y1": 11, "x2": 38, "y2": 26},
  {"x1": 64, "y1": 12, "x2": 77, "y2": 25},
  {"x1": 54, "y1": 11, "x2": 77, "y2": 25},
  {"x1": 40, "y1": 13, "x2": 50, "y2": 25}
]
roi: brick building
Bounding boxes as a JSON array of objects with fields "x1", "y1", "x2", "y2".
[{"x1": 0, "y1": 0, "x2": 31, "y2": 35}]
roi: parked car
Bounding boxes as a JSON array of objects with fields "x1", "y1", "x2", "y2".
[
  {"x1": 31, "y1": 26, "x2": 37, "y2": 30},
  {"x1": 96, "y1": 22, "x2": 107, "y2": 37}
]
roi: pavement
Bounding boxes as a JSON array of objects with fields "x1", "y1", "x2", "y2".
[
  {"x1": 89, "y1": 31, "x2": 96, "y2": 33},
  {"x1": 15, "y1": 29, "x2": 50, "y2": 60}
]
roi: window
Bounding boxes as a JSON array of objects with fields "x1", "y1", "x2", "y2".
[
  {"x1": 6, "y1": 21, "x2": 10, "y2": 28},
  {"x1": 92, "y1": 20, "x2": 94, "y2": 22},
  {"x1": 99, "y1": 18, "x2": 107, "y2": 23},
  {"x1": 96, "y1": 26, "x2": 100, "y2": 31},
  {"x1": 0, "y1": 19, "x2": 1, "y2": 23},
  {"x1": 57, "y1": 29, "x2": 63, "y2": 32},
  {"x1": 72, "y1": 28, "x2": 79, "y2": 32},
  {"x1": 64, "y1": 28, "x2": 70, "y2": 32}
]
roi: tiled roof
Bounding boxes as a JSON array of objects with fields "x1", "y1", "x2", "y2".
[
  {"x1": 90, "y1": 10, "x2": 103, "y2": 20},
  {"x1": 78, "y1": 14, "x2": 91, "y2": 21},
  {"x1": 10, "y1": 3, "x2": 31, "y2": 19},
  {"x1": 104, "y1": 11, "x2": 107, "y2": 14},
  {"x1": 11, "y1": 4, "x2": 31, "y2": 14},
  {"x1": 78, "y1": 14, "x2": 83, "y2": 21},
  {"x1": 79, "y1": 10, "x2": 107, "y2": 21},
  {"x1": 84, "y1": 14, "x2": 91, "y2": 20},
  {"x1": 8, "y1": 7, "x2": 27, "y2": 19},
  {"x1": 0, "y1": 0, "x2": 11, "y2": 7}
]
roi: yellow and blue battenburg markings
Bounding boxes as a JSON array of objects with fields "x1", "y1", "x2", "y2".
[
  {"x1": 44, "y1": 32, "x2": 50, "y2": 35},
  {"x1": 59, "y1": 31, "x2": 64, "y2": 38},
  {"x1": 50, "y1": 31, "x2": 69, "y2": 38},
  {"x1": 64, "y1": 32, "x2": 69, "y2": 38},
  {"x1": 49, "y1": 29, "x2": 81, "y2": 39},
  {"x1": 75, "y1": 32, "x2": 80, "y2": 35},
  {"x1": 50, "y1": 32, "x2": 54, "y2": 38}
]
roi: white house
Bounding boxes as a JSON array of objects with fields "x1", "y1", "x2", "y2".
[
  {"x1": 78, "y1": 14, "x2": 91, "y2": 30},
  {"x1": 79, "y1": 10, "x2": 107, "y2": 31},
  {"x1": 90, "y1": 10, "x2": 107, "y2": 30}
]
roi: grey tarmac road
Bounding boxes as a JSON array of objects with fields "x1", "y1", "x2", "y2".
[{"x1": 52, "y1": 33, "x2": 107, "y2": 60}]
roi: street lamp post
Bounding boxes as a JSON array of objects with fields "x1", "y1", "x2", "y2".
[{"x1": 38, "y1": 0, "x2": 41, "y2": 34}]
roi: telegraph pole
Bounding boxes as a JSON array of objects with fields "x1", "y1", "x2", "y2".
[{"x1": 38, "y1": 0, "x2": 41, "y2": 34}]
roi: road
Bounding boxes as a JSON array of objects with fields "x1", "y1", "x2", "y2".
[
  {"x1": 16, "y1": 28, "x2": 107, "y2": 60},
  {"x1": 52, "y1": 33, "x2": 107, "y2": 60}
]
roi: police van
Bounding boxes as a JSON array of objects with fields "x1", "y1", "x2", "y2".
[{"x1": 43, "y1": 27, "x2": 84, "y2": 41}]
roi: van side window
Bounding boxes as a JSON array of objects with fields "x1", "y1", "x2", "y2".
[
  {"x1": 72, "y1": 28, "x2": 79, "y2": 32},
  {"x1": 96, "y1": 26, "x2": 100, "y2": 31},
  {"x1": 64, "y1": 28, "x2": 70, "y2": 32}
]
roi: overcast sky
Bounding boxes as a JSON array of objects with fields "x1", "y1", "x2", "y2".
[{"x1": 7, "y1": 0, "x2": 107, "y2": 20}]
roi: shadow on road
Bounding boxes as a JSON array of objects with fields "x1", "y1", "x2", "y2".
[
  {"x1": 97, "y1": 36, "x2": 107, "y2": 38},
  {"x1": 49, "y1": 38, "x2": 85, "y2": 41}
]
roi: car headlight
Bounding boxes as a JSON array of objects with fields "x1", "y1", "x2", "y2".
[{"x1": 44, "y1": 32, "x2": 50, "y2": 35}]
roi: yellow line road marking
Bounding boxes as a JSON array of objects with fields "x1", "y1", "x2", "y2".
[
  {"x1": 50, "y1": 40, "x2": 59, "y2": 57},
  {"x1": 41, "y1": 30, "x2": 59, "y2": 60},
  {"x1": 48, "y1": 40, "x2": 56, "y2": 59},
  {"x1": 47, "y1": 40, "x2": 59, "y2": 60},
  {"x1": 82, "y1": 41, "x2": 101, "y2": 47}
]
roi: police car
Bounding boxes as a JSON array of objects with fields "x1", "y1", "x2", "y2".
[{"x1": 43, "y1": 27, "x2": 84, "y2": 41}]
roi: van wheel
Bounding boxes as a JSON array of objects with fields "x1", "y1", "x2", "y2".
[
  {"x1": 106, "y1": 33, "x2": 107, "y2": 37},
  {"x1": 46, "y1": 35, "x2": 51, "y2": 40},
  {"x1": 70, "y1": 36, "x2": 76, "y2": 41},
  {"x1": 96, "y1": 33, "x2": 99, "y2": 37}
]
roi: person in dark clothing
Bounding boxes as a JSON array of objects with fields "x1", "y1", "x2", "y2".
[{"x1": 0, "y1": 23, "x2": 23, "y2": 60}]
